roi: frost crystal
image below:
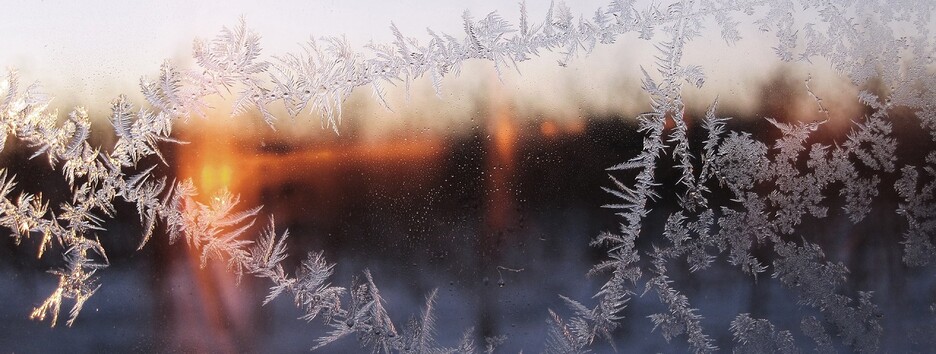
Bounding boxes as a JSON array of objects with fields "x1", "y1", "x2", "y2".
[{"x1": 1, "y1": 0, "x2": 935, "y2": 352}]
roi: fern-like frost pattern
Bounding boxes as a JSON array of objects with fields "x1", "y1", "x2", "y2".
[{"x1": 1, "y1": 0, "x2": 935, "y2": 352}]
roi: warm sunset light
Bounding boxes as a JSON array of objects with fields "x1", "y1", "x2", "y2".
[
  {"x1": 492, "y1": 111, "x2": 518, "y2": 159},
  {"x1": 177, "y1": 120, "x2": 240, "y2": 199},
  {"x1": 4, "y1": 0, "x2": 933, "y2": 352},
  {"x1": 540, "y1": 120, "x2": 558, "y2": 138},
  {"x1": 170, "y1": 120, "x2": 253, "y2": 353},
  {"x1": 566, "y1": 119, "x2": 585, "y2": 135},
  {"x1": 199, "y1": 165, "x2": 233, "y2": 195}
]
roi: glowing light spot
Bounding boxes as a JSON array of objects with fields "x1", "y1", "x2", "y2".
[
  {"x1": 540, "y1": 121, "x2": 558, "y2": 137},
  {"x1": 492, "y1": 110, "x2": 516, "y2": 158},
  {"x1": 199, "y1": 164, "x2": 233, "y2": 195}
]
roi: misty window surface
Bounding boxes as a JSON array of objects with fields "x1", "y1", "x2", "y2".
[{"x1": 0, "y1": 0, "x2": 935, "y2": 353}]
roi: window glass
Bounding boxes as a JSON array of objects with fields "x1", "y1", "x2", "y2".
[{"x1": 0, "y1": 1, "x2": 934, "y2": 352}]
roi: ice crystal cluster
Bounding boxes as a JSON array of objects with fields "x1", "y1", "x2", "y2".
[{"x1": 1, "y1": 0, "x2": 935, "y2": 352}]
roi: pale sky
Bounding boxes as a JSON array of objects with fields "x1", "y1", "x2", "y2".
[
  {"x1": 0, "y1": 1, "x2": 609, "y2": 102},
  {"x1": 0, "y1": 0, "x2": 846, "y2": 128}
]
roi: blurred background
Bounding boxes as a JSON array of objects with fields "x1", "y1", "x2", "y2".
[{"x1": 1, "y1": 1, "x2": 935, "y2": 353}]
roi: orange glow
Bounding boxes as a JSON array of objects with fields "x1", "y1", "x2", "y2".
[
  {"x1": 177, "y1": 120, "x2": 241, "y2": 202},
  {"x1": 540, "y1": 118, "x2": 587, "y2": 138},
  {"x1": 357, "y1": 139, "x2": 442, "y2": 160},
  {"x1": 483, "y1": 80, "x2": 519, "y2": 253},
  {"x1": 540, "y1": 121, "x2": 558, "y2": 137},
  {"x1": 566, "y1": 119, "x2": 585, "y2": 135},
  {"x1": 176, "y1": 117, "x2": 447, "y2": 223},
  {"x1": 199, "y1": 165, "x2": 233, "y2": 195},
  {"x1": 493, "y1": 111, "x2": 517, "y2": 158},
  {"x1": 169, "y1": 119, "x2": 253, "y2": 353},
  {"x1": 167, "y1": 101, "x2": 513, "y2": 348},
  {"x1": 236, "y1": 139, "x2": 443, "y2": 169}
]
